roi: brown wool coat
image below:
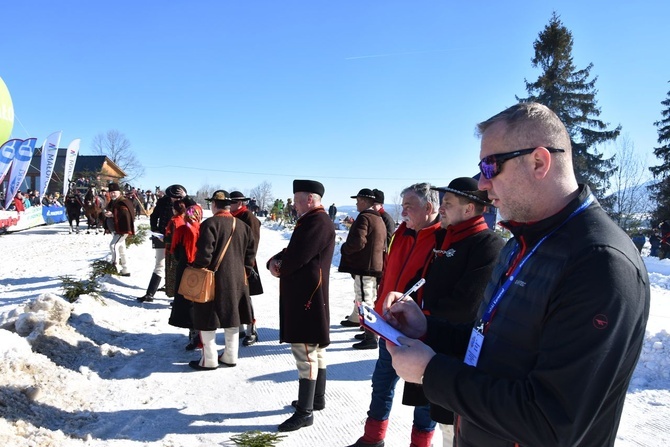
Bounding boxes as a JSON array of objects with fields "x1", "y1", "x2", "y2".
[
  {"x1": 192, "y1": 212, "x2": 255, "y2": 330},
  {"x1": 110, "y1": 197, "x2": 135, "y2": 235},
  {"x1": 268, "y1": 206, "x2": 335, "y2": 346},
  {"x1": 338, "y1": 209, "x2": 386, "y2": 278}
]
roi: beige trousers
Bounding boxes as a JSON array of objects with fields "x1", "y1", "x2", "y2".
[
  {"x1": 346, "y1": 275, "x2": 378, "y2": 322},
  {"x1": 290, "y1": 343, "x2": 326, "y2": 380}
]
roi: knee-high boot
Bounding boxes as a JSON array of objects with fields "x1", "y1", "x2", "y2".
[
  {"x1": 138, "y1": 273, "x2": 161, "y2": 302},
  {"x1": 278, "y1": 379, "x2": 316, "y2": 432},
  {"x1": 292, "y1": 367, "x2": 326, "y2": 411},
  {"x1": 188, "y1": 330, "x2": 218, "y2": 370}
]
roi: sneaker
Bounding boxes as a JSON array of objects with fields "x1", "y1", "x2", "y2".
[
  {"x1": 340, "y1": 319, "x2": 360, "y2": 328},
  {"x1": 119, "y1": 272, "x2": 131, "y2": 277}
]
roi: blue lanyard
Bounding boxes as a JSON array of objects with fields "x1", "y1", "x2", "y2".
[{"x1": 481, "y1": 194, "x2": 594, "y2": 323}]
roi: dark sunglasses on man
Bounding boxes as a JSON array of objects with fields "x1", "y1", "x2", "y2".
[{"x1": 478, "y1": 147, "x2": 565, "y2": 179}]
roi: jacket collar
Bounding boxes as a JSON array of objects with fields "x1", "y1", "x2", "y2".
[{"x1": 501, "y1": 184, "x2": 594, "y2": 247}]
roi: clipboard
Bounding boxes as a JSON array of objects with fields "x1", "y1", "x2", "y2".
[{"x1": 358, "y1": 303, "x2": 407, "y2": 346}]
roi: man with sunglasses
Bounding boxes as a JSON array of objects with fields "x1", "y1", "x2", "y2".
[{"x1": 383, "y1": 102, "x2": 650, "y2": 447}]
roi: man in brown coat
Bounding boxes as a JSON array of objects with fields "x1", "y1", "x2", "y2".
[
  {"x1": 229, "y1": 190, "x2": 264, "y2": 346},
  {"x1": 267, "y1": 179, "x2": 335, "y2": 432},
  {"x1": 338, "y1": 188, "x2": 387, "y2": 350},
  {"x1": 104, "y1": 182, "x2": 135, "y2": 276},
  {"x1": 189, "y1": 190, "x2": 256, "y2": 371}
]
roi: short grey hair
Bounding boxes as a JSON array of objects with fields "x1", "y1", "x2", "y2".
[{"x1": 401, "y1": 182, "x2": 439, "y2": 211}]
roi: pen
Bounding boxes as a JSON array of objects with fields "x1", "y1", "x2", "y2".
[{"x1": 384, "y1": 278, "x2": 426, "y2": 316}]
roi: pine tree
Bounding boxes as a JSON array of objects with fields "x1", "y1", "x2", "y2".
[
  {"x1": 648, "y1": 82, "x2": 670, "y2": 224},
  {"x1": 518, "y1": 12, "x2": 620, "y2": 205}
]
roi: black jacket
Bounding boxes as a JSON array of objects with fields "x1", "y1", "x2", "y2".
[
  {"x1": 150, "y1": 195, "x2": 173, "y2": 248},
  {"x1": 421, "y1": 186, "x2": 650, "y2": 447},
  {"x1": 402, "y1": 216, "x2": 504, "y2": 423}
]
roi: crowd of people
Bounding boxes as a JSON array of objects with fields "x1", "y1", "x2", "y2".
[{"x1": 1, "y1": 102, "x2": 652, "y2": 446}]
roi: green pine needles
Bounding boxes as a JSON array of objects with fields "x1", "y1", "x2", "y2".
[{"x1": 229, "y1": 430, "x2": 286, "y2": 446}]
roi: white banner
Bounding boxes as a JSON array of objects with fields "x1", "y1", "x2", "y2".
[
  {"x1": 38, "y1": 131, "x2": 62, "y2": 197},
  {"x1": 62, "y1": 139, "x2": 80, "y2": 197},
  {"x1": 3, "y1": 138, "x2": 36, "y2": 209},
  {"x1": 0, "y1": 139, "x2": 20, "y2": 184}
]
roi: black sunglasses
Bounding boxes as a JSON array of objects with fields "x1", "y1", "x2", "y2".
[{"x1": 478, "y1": 147, "x2": 565, "y2": 179}]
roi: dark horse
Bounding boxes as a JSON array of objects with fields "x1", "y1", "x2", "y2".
[
  {"x1": 83, "y1": 186, "x2": 107, "y2": 234},
  {"x1": 63, "y1": 189, "x2": 84, "y2": 234}
]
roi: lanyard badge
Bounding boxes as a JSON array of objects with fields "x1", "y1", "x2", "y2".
[{"x1": 463, "y1": 194, "x2": 594, "y2": 368}]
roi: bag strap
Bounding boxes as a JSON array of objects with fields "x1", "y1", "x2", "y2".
[{"x1": 212, "y1": 217, "x2": 236, "y2": 272}]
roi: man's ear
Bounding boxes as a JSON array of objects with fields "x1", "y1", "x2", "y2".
[{"x1": 532, "y1": 147, "x2": 553, "y2": 179}]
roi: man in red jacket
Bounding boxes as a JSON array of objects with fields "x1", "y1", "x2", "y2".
[{"x1": 347, "y1": 182, "x2": 441, "y2": 447}]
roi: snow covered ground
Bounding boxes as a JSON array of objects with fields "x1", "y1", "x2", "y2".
[{"x1": 0, "y1": 216, "x2": 669, "y2": 447}]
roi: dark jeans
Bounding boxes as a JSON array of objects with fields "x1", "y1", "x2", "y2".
[{"x1": 367, "y1": 339, "x2": 436, "y2": 431}]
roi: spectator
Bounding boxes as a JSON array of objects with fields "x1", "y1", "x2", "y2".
[
  {"x1": 328, "y1": 203, "x2": 337, "y2": 221},
  {"x1": 384, "y1": 102, "x2": 650, "y2": 447},
  {"x1": 372, "y1": 189, "x2": 396, "y2": 248},
  {"x1": 267, "y1": 180, "x2": 335, "y2": 432},
  {"x1": 229, "y1": 190, "x2": 264, "y2": 346},
  {"x1": 189, "y1": 190, "x2": 256, "y2": 371},
  {"x1": 103, "y1": 183, "x2": 135, "y2": 277},
  {"x1": 345, "y1": 182, "x2": 441, "y2": 447},
  {"x1": 338, "y1": 188, "x2": 386, "y2": 351},
  {"x1": 138, "y1": 184, "x2": 189, "y2": 303}
]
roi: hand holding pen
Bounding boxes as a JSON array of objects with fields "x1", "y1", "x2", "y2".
[{"x1": 383, "y1": 278, "x2": 426, "y2": 317}]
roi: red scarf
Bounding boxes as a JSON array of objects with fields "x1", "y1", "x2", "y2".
[{"x1": 232, "y1": 205, "x2": 248, "y2": 217}]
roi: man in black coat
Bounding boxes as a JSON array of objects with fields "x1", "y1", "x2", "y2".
[
  {"x1": 230, "y1": 190, "x2": 264, "y2": 346},
  {"x1": 138, "y1": 184, "x2": 187, "y2": 302},
  {"x1": 372, "y1": 189, "x2": 395, "y2": 248},
  {"x1": 384, "y1": 103, "x2": 650, "y2": 447},
  {"x1": 267, "y1": 179, "x2": 335, "y2": 432}
]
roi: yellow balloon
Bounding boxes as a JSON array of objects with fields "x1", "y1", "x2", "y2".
[{"x1": 0, "y1": 77, "x2": 14, "y2": 143}]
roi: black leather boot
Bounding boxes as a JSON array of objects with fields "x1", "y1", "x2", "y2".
[
  {"x1": 352, "y1": 330, "x2": 378, "y2": 350},
  {"x1": 279, "y1": 379, "x2": 315, "y2": 432},
  {"x1": 137, "y1": 273, "x2": 161, "y2": 302},
  {"x1": 292, "y1": 368, "x2": 326, "y2": 411},
  {"x1": 243, "y1": 322, "x2": 258, "y2": 346}
]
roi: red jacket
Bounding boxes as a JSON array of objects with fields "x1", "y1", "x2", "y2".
[{"x1": 374, "y1": 219, "x2": 441, "y2": 314}]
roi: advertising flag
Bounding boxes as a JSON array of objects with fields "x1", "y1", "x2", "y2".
[
  {"x1": 0, "y1": 138, "x2": 22, "y2": 184},
  {"x1": 3, "y1": 138, "x2": 37, "y2": 209},
  {"x1": 39, "y1": 131, "x2": 62, "y2": 197},
  {"x1": 62, "y1": 139, "x2": 80, "y2": 197}
]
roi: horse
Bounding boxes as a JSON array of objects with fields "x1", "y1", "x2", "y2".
[
  {"x1": 63, "y1": 190, "x2": 84, "y2": 234},
  {"x1": 83, "y1": 186, "x2": 107, "y2": 234}
]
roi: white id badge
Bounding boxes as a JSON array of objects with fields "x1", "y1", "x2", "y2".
[{"x1": 464, "y1": 327, "x2": 485, "y2": 367}]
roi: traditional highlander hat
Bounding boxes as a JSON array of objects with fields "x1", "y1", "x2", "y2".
[
  {"x1": 372, "y1": 189, "x2": 385, "y2": 204},
  {"x1": 293, "y1": 179, "x2": 325, "y2": 197},
  {"x1": 165, "y1": 184, "x2": 187, "y2": 199},
  {"x1": 229, "y1": 191, "x2": 249, "y2": 202},
  {"x1": 431, "y1": 177, "x2": 492, "y2": 206},
  {"x1": 205, "y1": 190, "x2": 231, "y2": 202},
  {"x1": 108, "y1": 182, "x2": 121, "y2": 192},
  {"x1": 350, "y1": 188, "x2": 377, "y2": 200}
]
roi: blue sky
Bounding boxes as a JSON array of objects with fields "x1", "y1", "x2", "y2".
[{"x1": 2, "y1": 1, "x2": 669, "y2": 206}]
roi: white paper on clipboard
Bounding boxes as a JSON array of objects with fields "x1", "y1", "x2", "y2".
[{"x1": 358, "y1": 303, "x2": 407, "y2": 346}]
